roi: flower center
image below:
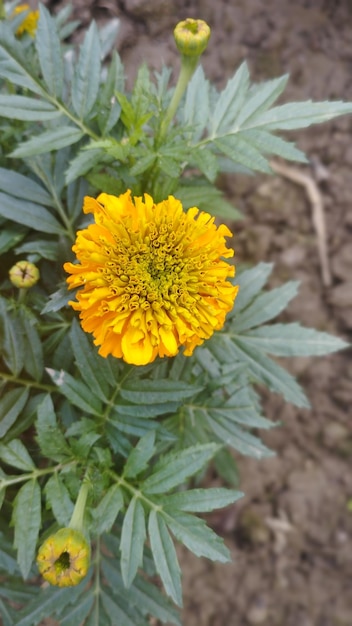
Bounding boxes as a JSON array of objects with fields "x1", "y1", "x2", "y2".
[{"x1": 54, "y1": 551, "x2": 71, "y2": 574}]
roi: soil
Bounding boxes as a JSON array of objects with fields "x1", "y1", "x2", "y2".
[{"x1": 41, "y1": 1, "x2": 352, "y2": 624}]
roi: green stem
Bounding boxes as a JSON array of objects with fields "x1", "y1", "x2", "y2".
[
  {"x1": 0, "y1": 371, "x2": 57, "y2": 393},
  {"x1": 0, "y1": 462, "x2": 76, "y2": 490},
  {"x1": 159, "y1": 55, "x2": 199, "y2": 141},
  {"x1": 69, "y1": 474, "x2": 90, "y2": 532}
]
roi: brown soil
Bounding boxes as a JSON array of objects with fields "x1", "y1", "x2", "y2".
[{"x1": 42, "y1": 1, "x2": 352, "y2": 624}]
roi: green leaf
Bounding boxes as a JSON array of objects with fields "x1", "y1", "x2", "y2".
[
  {"x1": 65, "y1": 147, "x2": 104, "y2": 185},
  {"x1": 36, "y1": 394, "x2": 71, "y2": 462},
  {"x1": 225, "y1": 335, "x2": 310, "y2": 408},
  {"x1": 183, "y1": 65, "x2": 209, "y2": 141},
  {"x1": 35, "y1": 5, "x2": 63, "y2": 99},
  {"x1": 0, "y1": 224, "x2": 26, "y2": 255},
  {"x1": 148, "y1": 511, "x2": 182, "y2": 606},
  {"x1": 71, "y1": 21, "x2": 101, "y2": 119},
  {"x1": 14, "y1": 583, "x2": 86, "y2": 626},
  {"x1": 235, "y1": 74, "x2": 289, "y2": 129},
  {"x1": 123, "y1": 431, "x2": 156, "y2": 479},
  {"x1": 100, "y1": 589, "x2": 141, "y2": 626},
  {"x1": 239, "y1": 129, "x2": 307, "y2": 162},
  {"x1": 1, "y1": 307, "x2": 25, "y2": 376},
  {"x1": 0, "y1": 192, "x2": 63, "y2": 234},
  {"x1": 0, "y1": 94, "x2": 61, "y2": 121},
  {"x1": 0, "y1": 598, "x2": 14, "y2": 626},
  {"x1": 47, "y1": 369, "x2": 103, "y2": 416},
  {"x1": 60, "y1": 594, "x2": 94, "y2": 626},
  {"x1": 92, "y1": 484, "x2": 124, "y2": 535},
  {"x1": 190, "y1": 147, "x2": 219, "y2": 182},
  {"x1": 205, "y1": 412, "x2": 274, "y2": 458},
  {"x1": 0, "y1": 388, "x2": 29, "y2": 438},
  {"x1": 214, "y1": 135, "x2": 272, "y2": 173},
  {"x1": 20, "y1": 311, "x2": 44, "y2": 382},
  {"x1": 13, "y1": 480, "x2": 41, "y2": 579},
  {"x1": 143, "y1": 443, "x2": 219, "y2": 495},
  {"x1": 176, "y1": 181, "x2": 242, "y2": 220},
  {"x1": 0, "y1": 439, "x2": 35, "y2": 471},
  {"x1": 44, "y1": 474, "x2": 74, "y2": 527},
  {"x1": 230, "y1": 262, "x2": 273, "y2": 315},
  {"x1": 166, "y1": 512, "x2": 230, "y2": 562},
  {"x1": 0, "y1": 167, "x2": 54, "y2": 207},
  {"x1": 232, "y1": 281, "x2": 300, "y2": 332},
  {"x1": 10, "y1": 126, "x2": 84, "y2": 158},
  {"x1": 242, "y1": 323, "x2": 349, "y2": 356},
  {"x1": 0, "y1": 23, "x2": 45, "y2": 95},
  {"x1": 210, "y1": 62, "x2": 250, "y2": 135},
  {"x1": 163, "y1": 487, "x2": 243, "y2": 512},
  {"x1": 214, "y1": 447, "x2": 240, "y2": 486},
  {"x1": 70, "y1": 320, "x2": 111, "y2": 402},
  {"x1": 251, "y1": 99, "x2": 352, "y2": 130},
  {"x1": 120, "y1": 379, "x2": 203, "y2": 405},
  {"x1": 120, "y1": 497, "x2": 146, "y2": 588}
]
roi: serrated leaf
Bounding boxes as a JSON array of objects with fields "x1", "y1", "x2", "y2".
[
  {"x1": 148, "y1": 511, "x2": 182, "y2": 606},
  {"x1": 65, "y1": 147, "x2": 103, "y2": 184},
  {"x1": 205, "y1": 412, "x2": 274, "y2": 458},
  {"x1": 35, "y1": 5, "x2": 63, "y2": 99},
  {"x1": 0, "y1": 94, "x2": 61, "y2": 121},
  {"x1": 183, "y1": 65, "x2": 209, "y2": 141},
  {"x1": 10, "y1": 126, "x2": 84, "y2": 159},
  {"x1": 242, "y1": 322, "x2": 349, "y2": 356},
  {"x1": 210, "y1": 62, "x2": 250, "y2": 135},
  {"x1": 214, "y1": 135, "x2": 272, "y2": 173},
  {"x1": 70, "y1": 320, "x2": 111, "y2": 402},
  {"x1": 120, "y1": 497, "x2": 146, "y2": 588},
  {"x1": 1, "y1": 308, "x2": 24, "y2": 376},
  {"x1": 235, "y1": 74, "x2": 289, "y2": 128},
  {"x1": 226, "y1": 335, "x2": 310, "y2": 408},
  {"x1": 100, "y1": 589, "x2": 141, "y2": 626},
  {"x1": 239, "y1": 129, "x2": 307, "y2": 162},
  {"x1": 232, "y1": 281, "x2": 300, "y2": 332},
  {"x1": 44, "y1": 474, "x2": 74, "y2": 527},
  {"x1": 60, "y1": 594, "x2": 94, "y2": 626},
  {"x1": 0, "y1": 388, "x2": 29, "y2": 438},
  {"x1": 20, "y1": 311, "x2": 44, "y2": 382},
  {"x1": 163, "y1": 487, "x2": 243, "y2": 512},
  {"x1": 230, "y1": 262, "x2": 274, "y2": 315},
  {"x1": 0, "y1": 167, "x2": 54, "y2": 207},
  {"x1": 92, "y1": 484, "x2": 124, "y2": 535},
  {"x1": 176, "y1": 181, "x2": 241, "y2": 219},
  {"x1": 123, "y1": 431, "x2": 155, "y2": 479},
  {"x1": 214, "y1": 447, "x2": 240, "y2": 486},
  {"x1": 0, "y1": 598, "x2": 14, "y2": 626},
  {"x1": 46, "y1": 369, "x2": 103, "y2": 416},
  {"x1": 0, "y1": 224, "x2": 26, "y2": 255},
  {"x1": 13, "y1": 480, "x2": 41, "y2": 579},
  {"x1": 14, "y1": 582, "x2": 86, "y2": 626},
  {"x1": 165, "y1": 512, "x2": 230, "y2": 562},
  {"x1": 72, "y1": 21, "x2": 101, "y2": 119},
  {"x1": 0, "y1": 439, "x2": 35, "y2": 471},
  {"x1": 121, "y1": 379, "x2": 203, "y2": 404},
  {"x1": 251, "y1": 99, "x2": 352, "y2": 130},
  {"x1": 0, "y1": 191, "x2": 62, "y2": 234},
  {"x1": 143, "y1": 443, "x2": 219, "y2": 495},
  {"x1": 36, "y1": 394, "x2": 71, "y2": 462},
  {"x1": 0, "y1": 22, "x2": 45, "y2": 95}
]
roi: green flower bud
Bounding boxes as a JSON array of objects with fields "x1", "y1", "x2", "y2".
[
  {"x1": 9, "y1": 261, "x2": 39, "y2": 288},
  {"x1": 37, "y1": 528, "x2": 90, "y2": 587},
  {"x1": 174, "y1": 18, "x2": 211, "y2": 57}
]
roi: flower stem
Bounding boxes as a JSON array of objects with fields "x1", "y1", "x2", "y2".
[
  {"x1": 69, "y1": 476, "x2": 90, "y2": 532},
  {"x1": 159, "y1": 55, "x2": 199, "y2": 140}
]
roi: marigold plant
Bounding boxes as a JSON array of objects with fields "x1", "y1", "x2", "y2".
[{"x1": 0, "y1": 5, "x2": 350, "y2": 625}]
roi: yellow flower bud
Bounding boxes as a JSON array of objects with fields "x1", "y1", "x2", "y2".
[
  {"x1": 37, "y1": 528, "x2": 90, "y2": 587},
  {"x1": 9, "y1": 261, "x2": 39, "y2": 289},
  {"x1": 12, "y1": 4, "x2": 39, "y2": 37},
  {"x1": 174, "y1": 18, "x2": 211, "y2": 57}
]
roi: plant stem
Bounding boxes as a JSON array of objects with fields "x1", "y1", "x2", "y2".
[{"x1": 159, "y1": 55, "x2": 199, "y2": 141}]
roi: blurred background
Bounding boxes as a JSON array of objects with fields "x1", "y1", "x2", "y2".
[{"x1": 37, "y1": 1, "x2": 352, "y2": 623}]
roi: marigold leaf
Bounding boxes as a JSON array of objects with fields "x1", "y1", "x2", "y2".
[
  {"x1": 20, "y1": 311, "x2": 44, "y2": 382},
  {"x1": 143, "y1": 443, "x2": 219, "y2": 495},
  {"x1": 0, "y1": 23, "x2": 45, "y2": 95},
  {"x1": 10, "y1": 126, "x2": 84, "y2": 159},
  {"x1": 0, "y1": 191, "x2": 63, "y2": 235},
  {"x1": 0, "y1": 388, "x2": 29, "y2": 438},
  {"x1": 163, "y1": 487, "x2": 243, "y2": 512},
  {"x1": 120, "y1": 497, "x2": 146, "y2": 588},
  {"x1": 71, "y1": 21, "x2": 101, "y2": 119},
  {"x1": 123, "y1": 431, "x2": 156, "y2": 479},
  {"x1": 148, "y1": 511, "x2": 182, "y2": 606},
  {"x1": 0, "y1": 94, "x2": 61, "y2": 121},
  {"x1": 165, "y1": 512, "x2": 231, "y2": 562},
  {"x1": 230, "y1": 262, "x2": 274, "y2": 315},
  {"x1": 70, "y1": 320, "x2": 111, "y2": 402},
  {"x1": 0, "y1": 439, "x2": 35, "y2": 471},
  {"x1": 92, "y1": 484, "x2": 124, "y2": 535},
  {"x1": 44, "y1": 474, "x2": 74, "y2": 527},
  {"x1": 242, "y1": 323, "x2": 349, "y2": 356},
  {"x1": 35, "y1": 5, "x2": 63, "y2": 99},
  {"x1": 232, "y1": 281, "x2": 300, "y2": 332},
  {"x1": 120, "y1": 379, "x2": 203, "y2": 405},
  {"x1": 13, "y1": 480, "x2": 41, "y2": 579},
  {"x1": 46, "y1": 369, "x2": 103, "y2": 416}
]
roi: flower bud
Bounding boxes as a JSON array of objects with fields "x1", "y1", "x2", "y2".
[
  {"x1": 9, "y1": 261, "x2": 39, "y2": 288},
  {"x1": 37, "y1": 528, "x2": 90, "y2": 587},
  {"x1": 174, "y1": 18, "x2": 211, "y2": 57}
]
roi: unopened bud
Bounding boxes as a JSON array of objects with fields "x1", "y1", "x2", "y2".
[
  {"x1": 9, "y1": 261, "x2": 39, "y2": 288},
  {"x1": 174, "y1": 18, "x2": 211, "y2": 57},
  {"x1": 37, "y1": 528, "x2": 90, "y2": 587}
]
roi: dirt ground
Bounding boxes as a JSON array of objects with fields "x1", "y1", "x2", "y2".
[{"x1": 41, "y1": 1, "x2": 352, "y2": 624}]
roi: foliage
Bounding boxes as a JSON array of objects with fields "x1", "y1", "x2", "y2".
[{"x1": 0, "y1": 3, "x2": 349, "y2": 624}]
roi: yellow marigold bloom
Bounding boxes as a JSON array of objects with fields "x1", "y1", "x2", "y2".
[
  {"x1": 37, "y1": 528, "x2": 90, "y2": 587},
  {"x1": 12, "y1": 4, "x2": 39, "y2": 37},
  {"x1": 64, "y1": 191, "x2": 238, "y2": 366}
]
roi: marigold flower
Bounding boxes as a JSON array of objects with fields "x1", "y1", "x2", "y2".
[
  {"x1": 174, "y1": 18, "x2": 211, "y2": 57},
  {"x1": 64, "y1": 191, "x2": 238, "y2": 366},
  {"x1": 36, "y1": 528, "x2": 90, "y2": 587},
  {"x1": 12, "y1": 4, "x2": 39, "y2": 37},
  {"x1": 9, "y1": 260, "x2": 39, "y2": 288}
]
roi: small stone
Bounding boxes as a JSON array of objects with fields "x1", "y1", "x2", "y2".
[{"x1": 247, "y1": 596, "x2": 269, "y2": 624}]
